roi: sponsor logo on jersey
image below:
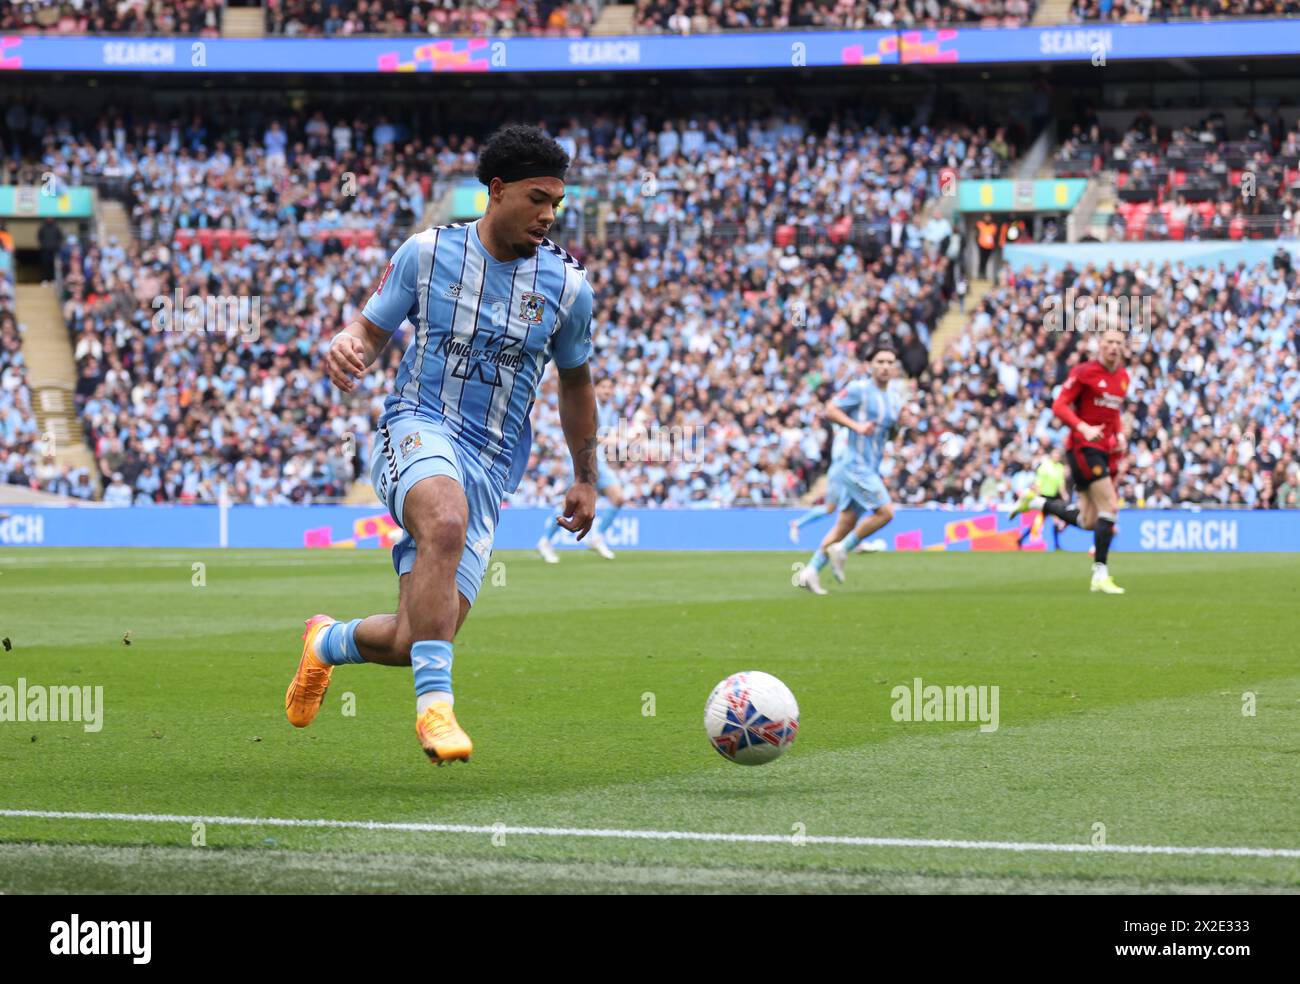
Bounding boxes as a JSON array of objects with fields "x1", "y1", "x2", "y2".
[
  {"x1": 437, "y1": 331, "x2": 526, "y2": 378},
  {"x1": 443, "y1": 282, "x2": 464, "y2": 299}
]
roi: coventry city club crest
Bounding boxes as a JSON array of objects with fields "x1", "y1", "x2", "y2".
[
  {"x1": 399, "y1": 432, "x2": 422, "y2": 460},
  {"x1": 519, "y1": 292, "x2": 545, "y2": 323}
]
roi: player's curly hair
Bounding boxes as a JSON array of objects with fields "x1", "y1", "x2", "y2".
[{"x1": 475, "y1": 124, "x2": 570, "y2": 186}]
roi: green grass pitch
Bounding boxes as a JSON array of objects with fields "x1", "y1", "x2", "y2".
[{"x1": 0, "y1": 546, "x2": 1297, "y2": 894}]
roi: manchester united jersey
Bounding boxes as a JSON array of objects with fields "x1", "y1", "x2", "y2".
[{"x1": 1052, "y1": 359, "x2": 1129, "y2": 452}]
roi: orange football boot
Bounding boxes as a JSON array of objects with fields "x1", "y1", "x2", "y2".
[
  {"x1": 285, "y1": 614, "x2": 336, "y2": 727},
  {"x1": 416, "y1": 701, "x2": 473, "y2": 765}
]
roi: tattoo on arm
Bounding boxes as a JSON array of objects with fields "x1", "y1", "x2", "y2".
[
  {"x1": 576, "y1": 409, "x2": 599, "y2": 484},
  {"x1": 558, "y1": 362, "x2": 599, "y2": 485}
]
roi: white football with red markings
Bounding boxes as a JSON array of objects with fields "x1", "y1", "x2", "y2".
[{"x1": 704, "y1": 671, "x2": 799, "y2": 766}]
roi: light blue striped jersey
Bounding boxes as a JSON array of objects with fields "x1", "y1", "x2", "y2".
[
  {"x1": 363, "y1": 220, "x2": 594, "y2": 492},
  {"x1": 831, "y1": 378, "x2": 902, "y2": 480}
]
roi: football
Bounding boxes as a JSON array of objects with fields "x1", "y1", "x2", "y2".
[{"x1": 704, "y1": 671, "x2": 800, "y2": 766}]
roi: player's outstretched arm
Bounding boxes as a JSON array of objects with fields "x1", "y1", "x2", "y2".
[
  {"x1": 556, "y1": 361, "x2": 598, "y2": 540},
  {"x1": 326, "y1": 316, "x2": 392, "y2": 393}
]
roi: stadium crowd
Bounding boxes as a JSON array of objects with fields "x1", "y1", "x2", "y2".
[
  {"x1": 3, "y1": 103, "x2": 1009, "y2": 505},
  {"x1": 15, "y1": 103, "x2": 1299, "y2": 511},
  {"x1": 1055, "y1": 111, "x2": 1300, "y2": 241},
  {"x1": 632, "y1": 0, "x2": 1035, "y2": 31},
  {"x1": 266, "y1": 0, "x2": 598, "y2": 36},
  {"x1": 6, "y1": 0, "x2": 1299, "y2": 37},
  {"x1": 921, "y1": 259, "x2": 1300, "y2": 510},
  {"x1": 0, "y1": 0, "x2": 220, "y2": 34},
  {"x1": 1070, "y1": 0, "x2": 1300, "y2": 23}
]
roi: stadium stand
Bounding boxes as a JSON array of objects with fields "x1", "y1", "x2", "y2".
[
  {"x1": 926, "y1": 259, "x2": 1300, "y2": 509},
  {"x1": 0, "y1": 0, "x2": 221, "y2": 35},
  {"x1": 5, "y1": 101, "x2": 1012, "y2": 505},
  {"x1": 1054, "y1": 111, "x2": 1300, "y2": 241},
  {"x1": 12, "y1": 92, "x2": 1294, "y2": 511},
  {"x1": 1070, "y1": 1, "x2": 1300, "y2": 23},
  {"x1": 633, "y1": 0, "x2": 1039, "y2": 32},
  {"x1": 266, "y1": 0, "x2": 599, "y2": 36}
]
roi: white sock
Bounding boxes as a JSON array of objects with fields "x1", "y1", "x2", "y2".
[
  {"x1": 417, "y1": 691, "x2": 454, "y2": 715},
  {"x1": 1092, "y1": 562, "x2": 1107, "y2": 577},
  {"x1": 1029, "y1": 495, "x2": 1045, "y2": 509}
]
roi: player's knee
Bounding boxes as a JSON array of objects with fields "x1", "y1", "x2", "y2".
[
  {"x1": 411, "y1": 512, "x2": 467, "y2": 557},
  {"x1": 876, "y1": 503, "x2": 895, "y2": 523}
]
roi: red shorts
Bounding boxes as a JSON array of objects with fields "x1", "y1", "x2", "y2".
[{"x1": 1068, "y1": 445, "x2": 1121, "y2": 490}]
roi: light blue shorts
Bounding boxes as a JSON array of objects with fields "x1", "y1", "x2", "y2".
[
  {"x1": 370, "y1": 412, "x2": 503, "y2": 606},
  {"x1": 828, "y1": 464, "x2": 891, "y2": 516}
]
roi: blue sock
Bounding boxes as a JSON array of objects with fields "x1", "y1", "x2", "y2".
[
  {"x1": 793, "y1": 506, "x2": 829, "y2": 529},
  {"x1": 597, "y1": 503, "x2": 621, "y2": 535},
  {"x1": 542, "y1": 515, "x2": 560, "y2": 541},
  {"x1": 810, "y1": 551, "x2": 828, "y2": 572},
  {"x1": 411, "y1": 640, "x2": 454, "y2": 697},
  {"x1": 842, "y1": 531, "x2": 862, "y2": 552},
  {"x1": 317, "y1": 618, "x2": 365, "y2": 665}
]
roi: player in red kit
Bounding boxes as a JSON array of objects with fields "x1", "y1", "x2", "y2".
[{"x1": 1012, "y1": 328, "x2": 1128, "y2": 593}]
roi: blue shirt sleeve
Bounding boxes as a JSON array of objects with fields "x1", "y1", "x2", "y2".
[
  {"x1": 361, "y1": 235, "x2": 419, "y2": 333},
  {"x1": 832, "y1": 382, "x2": 862, "y2": 413},
  {"x1": 552, "y1": 277, "x2": 594, "y2": 371}
]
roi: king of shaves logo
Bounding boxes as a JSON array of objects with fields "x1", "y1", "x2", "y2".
[{"x1": 50, "y1": 914, "x2": 151, "y2": 964}]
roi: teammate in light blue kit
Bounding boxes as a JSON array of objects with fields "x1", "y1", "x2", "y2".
[
  {"x1": 537, "y1": 377, "x2": 625, "y2": 562},
  {"x1": 797, "y1": 343, "x2": 912, "y2": 595},
  {"x1": 284, "y1": 125, "x2": 600, "y2": 764}
]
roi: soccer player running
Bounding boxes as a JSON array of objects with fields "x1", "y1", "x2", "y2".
[
  {"x1": 537, "y1": 376, "x2": 624, "y2": 562},
  {"x1": 285, "y1": 125, "x2": 598, "y2": 764},
  {"x1": 1011, "y1": 327, "x2": 1128, "y2": 594},
  {"x1": 1015, "y1": 446, "x2": 1068, "y2": 550},
  {"x1": 796, "y1": 343, "x2": 910, "y2": 595}
]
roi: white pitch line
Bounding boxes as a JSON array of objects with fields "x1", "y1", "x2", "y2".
[{"x1": 2, "y1": 809, "x2": 1298, "y2": 859}]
